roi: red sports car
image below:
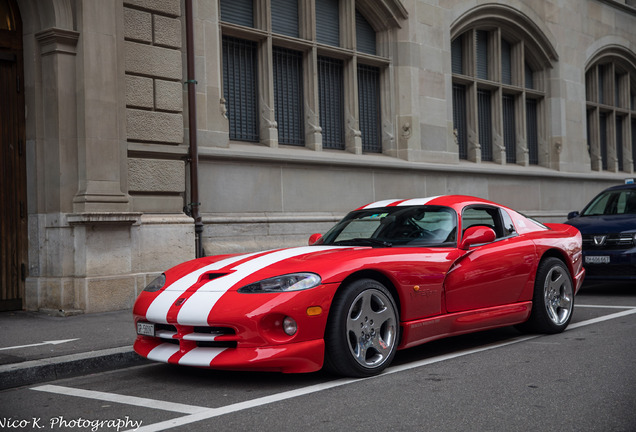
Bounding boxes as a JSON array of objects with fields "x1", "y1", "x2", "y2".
[{"x1": 133, "y1": 195, "x2": 585, "y2": 377}]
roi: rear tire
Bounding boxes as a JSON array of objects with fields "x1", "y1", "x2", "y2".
[
  {"x1": 519, "y1": 257, "x2": 574, "y2": 334},
  {"x1": 324, "y1": 279, "x2": 399, "y2": 377}
]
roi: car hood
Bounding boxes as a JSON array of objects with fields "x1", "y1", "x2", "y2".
[
  {"x1": 160, "y1": 244, "x2": 457, "y2": 293},
  {"x1": 142, "y1": 245, "x2": 459, "y2": 326},
  {"x1": 565, "y1": 214, "x2": 636, "y2": 234}
]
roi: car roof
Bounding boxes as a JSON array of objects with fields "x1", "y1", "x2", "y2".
[
  {"x1": 357, "y1": 195, "x2": 502, "y2": 211},
  {"x1": 603, "y1": 183, "x2": 636, "y2": 192}
]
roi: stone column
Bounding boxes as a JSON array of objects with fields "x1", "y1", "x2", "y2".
[{"x1": 73, "y1": 0, "x2": 129, "y2": 212}]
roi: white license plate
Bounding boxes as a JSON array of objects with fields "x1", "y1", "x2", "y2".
[
  {"x1": 585, "y1": 255, "x2": 610, "y2": 264},
  {"x1": 137, "y1": 322, "x2": 155, "y2": 336}
]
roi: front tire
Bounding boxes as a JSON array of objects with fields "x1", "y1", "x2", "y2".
[
  {"x1": 520, "y1": 257, "x2": 574, "y2": 334},
  {"x1": 325, "y1": 279, "x2": 399, "y2": 377}
]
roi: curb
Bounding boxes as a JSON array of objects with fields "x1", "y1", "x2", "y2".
[{"x1": 0, "y1": 347, "x2": 148, "y2": 391}]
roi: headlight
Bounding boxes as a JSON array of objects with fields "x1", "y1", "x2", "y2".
[
  {"x1": 238, "y1": 273, "x2": 322, "y2": 293},
  {"x1": 143, "y1": 274, "x2": 166, "y2": 292}
]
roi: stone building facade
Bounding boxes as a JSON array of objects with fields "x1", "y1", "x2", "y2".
[{"x1": 1, "y1": 0, "x2": 635, "y2": 313}]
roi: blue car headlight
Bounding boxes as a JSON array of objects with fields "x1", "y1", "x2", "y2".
[
  {"x1": 143, "y1": 274, "x2": 166, "y2": 292},
  {"x1": 238, "y1": 273, "x2": 322, "y2": 293}
]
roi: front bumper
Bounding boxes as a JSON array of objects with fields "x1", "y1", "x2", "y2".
[
  {"x1": 581, "y1": 248, "x2": 636, "y2": 280},
  {"x1": 132, "y1": 283, "x2": 339, "y2": 373},
  {"x1": 133, "y1": 336, "x2": 325, "y2": 373}
]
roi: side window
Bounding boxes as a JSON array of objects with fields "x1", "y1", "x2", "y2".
[
  {"x1": 462, "y1": 206, "x2": 512, "y2": 239},
  {"x1": 462, "y1": 207, "x2": 497, "y2": 233},
  {"x1": 500, "y1": 209, "x2": 517, "y2": 236}
]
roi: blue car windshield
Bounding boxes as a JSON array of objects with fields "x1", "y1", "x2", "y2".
[
  {"x1": 581, "y1": 189, "x2": 636, "y2": 216},
  {"x1": 318, "y1": 206, "x2": 457, "y2": 247}
]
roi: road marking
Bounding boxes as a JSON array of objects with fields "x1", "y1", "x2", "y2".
[
  {"x1": 576, "y1": 304, "x2": 636, "y2": 309},
  {"x1": 32, "y1": 385, "x2": 209, "y2": 414},
  {"x1": 0, "y1": 339, "x2": 79, "y2": 351},
  {"x1": 31, "y1": 306, "x2": 636, "y2": 432},
  {"x1": 568, "y1": 307, "x2": 636, "y2": 330}
]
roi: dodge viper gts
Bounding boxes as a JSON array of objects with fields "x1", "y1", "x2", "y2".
[{"x1": 133, "y1": 195, "x2": 585, "y2": 377}]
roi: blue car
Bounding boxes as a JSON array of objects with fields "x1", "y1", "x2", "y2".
[{"x1": 565, "y1": 183, "x2": 636, "y2": 281}]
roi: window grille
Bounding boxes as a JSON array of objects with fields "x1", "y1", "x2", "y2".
[
  {"x1": 598, "y1": 65, "x2": 606, "y2": 105},
  {"x1": 318, "y1": 56, "x2": 344, "y2": 149},
  {"x1": 219, "y1": 0, "x2": 386, "y2": 152},
  {"x1": 453, "y1": 84, "x2": 468, "y2": 159},
  {"x1": 478, "y1": 89, "x2": 492, "y2": 161},
  {"x1": 502, "y1": 39, "x2": 512, "y2": 85},
  {"x1": 632, "y1": 118, "x2": 636, "y2": 171},
  {"x1": 526, "y1": 99, "x2": 538, "y2": 165},
  {"x1": 616, "y1": 116, "x2": 624, "y2": 171},
  {"x1": 273, "y1": 47, "x2": 304, "y2": 146},
  {"x1": 525, "y1": 62, "x2": 534, "y2": 89},
  {"x1": 451, "y1": 36, "x2": 463, "y2": 75},
  {"x1": 358, "y1": 64, "x2": 381, "y2": 152},
  {"x1": 222, "y1": 36, "x2": 259, "y2": 142},
  {"x1": 476, "y1": 30, "x2": 489, "y2": 80},
  {"x1": 452, "y1": 25, "x2": 547, "y2": 167},
  {"x1": 614, "y1": 73, "x2": 621, "y2": 108},
  {"x1": 586, "y1": 59, "x2": 636, "y2": 173},
  {"x1": 272, "y1": 0, "x2": 299, "y2": 38},
  {"x1": 316, "y1": 0, "x2": 339, "y2": 46},
  {"x1": 599, "y1": 112, "x2": 608, "y2": 170},
  {"x1": 356, "y1": 10, "x2": 376, "y2": 55},
  {"x1": 219, "y1": 0, "x2": 253, "y2": 28},
  {"x1": 503, "y1": 94, "x2": 516, "y2": 163}
]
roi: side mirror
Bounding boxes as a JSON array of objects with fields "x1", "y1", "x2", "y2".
[
  {"x1": 308, "y1": 233, "x2": 323, "y2": 245},
  {"x1": 567, "y1": 211, "x2": 580, "y2": 220},
  {"x1": 459, "y1": 226, "x2": 496, "y2": 250}
]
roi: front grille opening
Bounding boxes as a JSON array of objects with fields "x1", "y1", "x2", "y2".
[
  {"x1": 193, "y1": 326, "x2": 236, "y2": 336},
  {"x1": 156, "y1": 323, "x2": 177, "y2": 332},
  {"x1": 196, "y1": 341, "x2": 238, "y2": 348},
  {"x1": 583, "y1": 234, "x2": 635, "y2": 250}
]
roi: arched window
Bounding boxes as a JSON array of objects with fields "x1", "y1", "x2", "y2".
[
  {"x1": 585, "y1": 48, "x2": 636, "y2": 173},
  {"x1": 450, "y1": 5, "x2": 557, "y2": 167},
  {"x1": 219, "y1": 0, "x2": 406, "y2": 154}
]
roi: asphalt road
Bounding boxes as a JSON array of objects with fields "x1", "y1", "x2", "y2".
[{"x1": 1, "y1": 282, "x2": 635, "y2": 432}]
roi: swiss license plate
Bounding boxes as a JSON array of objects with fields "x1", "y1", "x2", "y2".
[
  {"x1": 585, "y1": 255, "x2": 610, "y2": 264},
  {"x1": 137, "y1": 322, "x2": 155, "y2": 336}
]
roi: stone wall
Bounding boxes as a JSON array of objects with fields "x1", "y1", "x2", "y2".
[{"x1": 124, "y1": 0, "x2": 187, "y2": 214}]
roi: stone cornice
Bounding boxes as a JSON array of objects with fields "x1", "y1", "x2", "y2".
[
  {"x1": 67, "y1": 212, "x2": 142, "y2": 226},
  {"x1": 35, "y1": 27, "x2": 80, "y2": 56},
  {"x1": 198, "y1": 143, "x2": 630, "y2": 184}
]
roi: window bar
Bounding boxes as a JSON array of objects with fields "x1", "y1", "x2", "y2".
[
  {"x1": 503, "y1": 94, "x2": 516, "y2": 163},
  {"x1": 478, "y1": 89, "x2": 493, "y2": 161}
]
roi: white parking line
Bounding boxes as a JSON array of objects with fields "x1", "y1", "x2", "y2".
[
  {"x1": 31, "y1": 306, "x2": 636, "y2": 432},
  {"x1": 32, "y1": 385, "x2": 209, "y2": 414}
]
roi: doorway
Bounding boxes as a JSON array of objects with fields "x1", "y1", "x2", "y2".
[{"x1": 1, "y1": 0, "x2": 26, "y2": 311}]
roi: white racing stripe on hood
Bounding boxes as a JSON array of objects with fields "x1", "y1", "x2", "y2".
[
  {"x1": 176, "y1": 246, "x2": 341, "y2": 326},
  {"x1": 145, "y1": 252, "x2": 260, "y2": 323}
]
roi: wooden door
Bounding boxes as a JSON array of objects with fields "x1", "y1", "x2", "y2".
[{"x1": 1, "y1": 0, "x2": 26, "y2": 311}]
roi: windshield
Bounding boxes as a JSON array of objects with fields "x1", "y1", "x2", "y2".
[
  {"x1": 581, "y1": 189, "x2": 636, "y2": 216},
  {"x1": 318, "y1": 206, "x2": 457, "y2": 247}
]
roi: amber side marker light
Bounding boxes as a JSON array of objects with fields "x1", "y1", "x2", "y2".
[{"x1": 306, "y1": 306, "x2": 323, "y2": 316}]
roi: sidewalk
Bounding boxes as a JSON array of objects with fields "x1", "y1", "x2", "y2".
[{"x1": 0, "y1": 309, "x2": 147, "y2": 391}]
